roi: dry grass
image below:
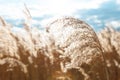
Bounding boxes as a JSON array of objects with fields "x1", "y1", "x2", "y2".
[
  {"x1": 98, "y1": 27, "x2": 120, "y2": 80},
  {"x1": 0, "y1": 11, "x2": 120, "y2": 80}
]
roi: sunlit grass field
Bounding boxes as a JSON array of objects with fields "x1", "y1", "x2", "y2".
[{"x1": 0, "y1": 8, "x2": 120, "y2": 80}]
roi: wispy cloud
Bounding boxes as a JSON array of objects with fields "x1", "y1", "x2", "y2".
[
  {"x1": 86, "y1": 15, "x2": 102, "y2": 24},
  {"x1": 105, "y1": 20, "x2": 120, "y2": 28},
  {"x1": 0, "y1": 0, "x2": 109, "y2": 19},
  {"x1": 0, "y1": 4, "x2": 24, "y2": 19},
  {"x1": 117, "y1": 0, "x2": 120, "y2": 4},
  {"x1": 28, "y1": 0, "x2": 109, "y2": 17}
]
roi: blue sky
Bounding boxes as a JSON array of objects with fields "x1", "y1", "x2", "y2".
[{"x1": 0, "y1": 0, "x2": 120, "y2": 31}]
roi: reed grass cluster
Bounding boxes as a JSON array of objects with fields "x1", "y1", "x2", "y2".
[{"x1": 0, "y1": 13, "x2": 120, "y2": 80}]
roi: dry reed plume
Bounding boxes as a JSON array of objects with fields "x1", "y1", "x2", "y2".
[
  {"x1": 98, "y1": 27, "x2": 120, "y2": 80},
  {"x1": 0, "y1": 9, "x2": 120, "y2": 80}
]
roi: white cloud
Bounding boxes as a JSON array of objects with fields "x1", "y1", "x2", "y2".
[
  {"x1": 28, "y1": 0, "x2": 109, "y2": 17},
  {"x1": 86, "y1": 15, "x2": 102, "y2": 24},
  {"x1": 105, "y1": 21, "x2": 120, "y2": 28},
  {"x1": 0, "y1": 0, "x2": 109, "y2": 20},
  {"x1": 117, "y1": 0, "x2": 120, "y2": 4},
  {"x1": 0, "y1": 4, "x2": 24, "y2": 19}
]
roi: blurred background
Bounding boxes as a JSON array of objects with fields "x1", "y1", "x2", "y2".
[{"x1": 0, "y1": 0, "x2": 120, "y2": 32}]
